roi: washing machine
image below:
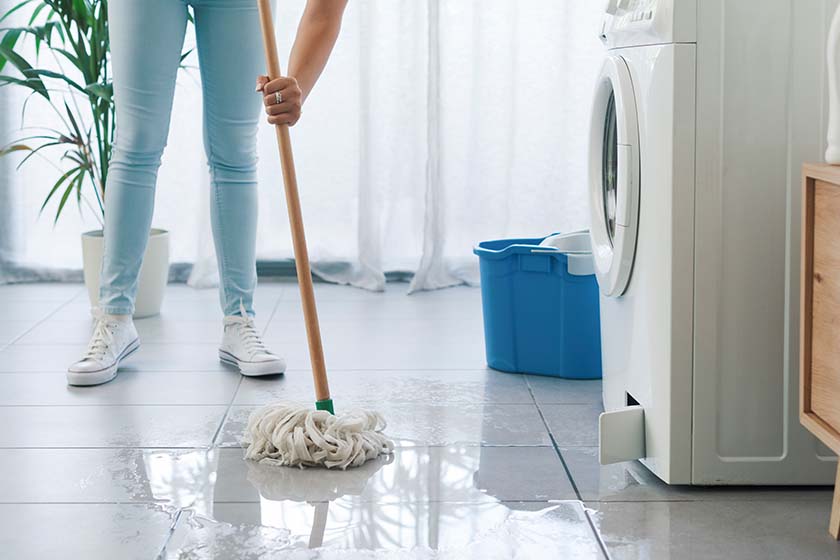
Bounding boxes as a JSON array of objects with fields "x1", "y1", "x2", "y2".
[{"x1": 590, "y1": 0, "x2": 836, "y2": 484}]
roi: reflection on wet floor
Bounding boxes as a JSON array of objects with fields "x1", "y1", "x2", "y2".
[
  {"x1": 162, "y1": 503, "x2": 601, "y2": 559},
  {"x1": 140, "y1": 444, "x2": 602, "y2": 556}
]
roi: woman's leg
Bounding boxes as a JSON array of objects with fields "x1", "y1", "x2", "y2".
[
  {"x1": 193, "y1": 0, "x2": 267, "y2": 317},
  {"x1": 99, "y1": 0, "x2": 189, "y2": 314}
]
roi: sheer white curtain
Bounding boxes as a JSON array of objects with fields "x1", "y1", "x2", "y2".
[{"x1": 0, "y1": 0, "x2": 605, "y2": 290}]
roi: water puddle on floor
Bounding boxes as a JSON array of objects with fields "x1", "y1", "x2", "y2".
[
  {"x1": 148, "y1": 446, "x2": 602, "y2": 558},
  {"x1": 161, "y1": 502, "x2": 600, "y2": 559}
]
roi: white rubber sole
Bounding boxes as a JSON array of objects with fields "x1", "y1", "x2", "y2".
[
  {"x1": 66, "y1": 338, "x2": 140, "y2": 387},
  {"x1": 219, "y1": 349, "x2": 286, "y2": 377}
]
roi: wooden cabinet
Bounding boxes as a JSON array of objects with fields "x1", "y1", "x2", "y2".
[{"x1": 801, "y1": 163, "x2": 840, "y2": 539}]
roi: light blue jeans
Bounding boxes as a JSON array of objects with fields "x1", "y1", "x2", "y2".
[{"x1": 100, "y1": 0, "x2": 268, "y2": 317}]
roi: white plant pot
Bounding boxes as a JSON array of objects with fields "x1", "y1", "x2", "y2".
[{"x1": 81, "y1": 229, "x2": 170, "y2": 318}]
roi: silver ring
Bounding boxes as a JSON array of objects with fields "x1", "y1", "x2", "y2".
[{"x1": 274, "y1": 91, "x2": 283, "y2": 105}]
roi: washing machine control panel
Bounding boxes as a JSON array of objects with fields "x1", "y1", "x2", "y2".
[{"x1": 600, "y1": 0, "x2": 695, "y2": 49}]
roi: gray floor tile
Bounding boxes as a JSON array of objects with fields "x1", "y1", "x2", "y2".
[
  {"x1": 233, "y1": 369, "x2": 531, "y2": 405},
  {"x1": 46, "y1": 285, "x2": 280, "y2": 321},
  {"x1": 269, "y1": 290, "x2": 482, "y2": 323},
  {"x1": 15, "y1": 317, "x2": 271, "y2": 346},
  {"x1": 564, "y1": 447, "x2": 834, "y2": 503},
  {"x1": 50, "y1": 300, "x2": 221, "y2": 322},
  {"x1": 217, "y1": 403, "x2": 553, "y2": 448},
  {"x1": 177, "y1": 500, "x2": 602, "y2": 557},
  {"x1": 527, "y1": 376, "x2": 603, "y2": 404},
  {"x1": 540, "y1": 403, "x2": 604, "y2": 446},
  {"x1": 0, "y1": 321, "x2": 40, "y2": 346},
  {"x1": 122, "y1": 343, "x2": 232, "y2": 373},
  {"x1": 162, "y1": 283, "x2": 285, "y2": 309},
  {"x1": 0, "y1": 448, "x2": 212, "y2": 506},
  {"x1": 588, "y1": 500, "x2": 840, "y2": 560},
  {"x1": 263, "y1": 317, "x2": 486, "y2": 371},
  {"x1": 278, "y1": 282, "x2": 480, "y2": 302},
  {"x1": 0, "y1": 283, "x2": 83, "y2": 302},
  {"x1": 0, "y1": 405, "x2": 227, "y2": 448},
  {"x1": 0, "y1": 371, "x2": 240, "y2": 406},
  {"x1": 0, "y1": 300, "x2": 66, "y2": 322},
  {"x1": 0, "y1": 342, "x2": 232, "y2": 373},
  {"x1": 0, "y1": 503, "x2": 176, "y2": 560},
  {"x1": 13, "y1": 318, "x2": 96, "y2": 345},
  {"x1": 0, "y1": 344, "x2": 97, "y2": 373},
  {"x1": 14, "y1": 318, "x2": 214, "y2": 345},
  {"x1": 135, "y1": 318, "x2": 226, "y2": 344},
  {"x1": 214, "y1": 445, "x2": 576, "y2": 504},
  {"x1": 38, "y1": 300, "x2": 97, "y2": 321}
]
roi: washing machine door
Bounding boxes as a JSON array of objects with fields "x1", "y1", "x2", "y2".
[{"x1": 589, "y1": 55, "x2": 640, "y2": 297}]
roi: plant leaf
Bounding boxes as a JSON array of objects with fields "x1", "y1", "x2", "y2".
[
  {"x1": 63, "y1": 101, "x2": 84, "y2": 142},
  {"x1": 0, "y1": 28, "x2": 21, "y2": 72},
  {"x1": 0, "y1": 43, "x2": 48, "y2": 98},
  {"x1": 0, "y1": 143, "x2": 30, "y2": 156},
  {"x1": 0, "y1": 22, "x2": 63, "y2": 43},
  {"x1": 28, "y1": 68, "x2": 85, "y2": 93},
  {"x1": 40, "y1": 166, "x2": 78, "y2": 215},
  {"x1": 16, "y1": 140, "x2": 62, "y2": 169},
  {"x1": 0, "y1": 74, "x2": 47, "y2": 92},
  {"x1": 28, "y1": 3, "x2": 47, "y2": 25},
  {"x1": 0, "y1": 0, "x2": 35, "y2": 25},
  {"x1": 51, "y1": 46, "x2": 80, "y2": 67},
  {"x1": 84, "y1": 81, "x2": 111, "y2": 102},
  {"x1": 54, "y1": 172, "x2": 80, "y2": 225}
]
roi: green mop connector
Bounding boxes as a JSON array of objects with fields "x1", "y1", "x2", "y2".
[{"x1": 315, "y1": 398, "x2": 335, "y2": 415}]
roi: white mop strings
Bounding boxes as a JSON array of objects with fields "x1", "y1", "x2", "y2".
[{"x1": 244, "y1": 404, "x2": 394, "y2": 469}]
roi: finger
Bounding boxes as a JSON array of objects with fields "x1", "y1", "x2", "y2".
[
  {"x1": 263, "y1": 77, "x2": 296, "y2": 95},
  {"x1": 263, "y1": 88, "x2": 301, "y2": 107},
  {"x1": 267, "y1": 113, "x2": 299, "y2": 126},
  {"x1": 265, "y1": 101, "x2": 297, "y2": 115},
  {"x1": 255, "y1": 75, "x2": 269, "y2": 92}
]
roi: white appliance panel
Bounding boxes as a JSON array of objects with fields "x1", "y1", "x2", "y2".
[
  {"x1": 690, "y1": 0, "x2": 836, "y2": 485},
  {"x1": 594, "y1": 0, "x2": 837, "y2": 485},
  {"x1": 600, "y1": 0, "x2": 696, "y2": 49},
  {"x1": 597, "y1": 43, "x2": 696, "y2": 484}
]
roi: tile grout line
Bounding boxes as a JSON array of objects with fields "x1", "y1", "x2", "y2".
[
  {"x1": 210, "y1": 371, "x2": 246, "y2": 448},
  {"x1": 260, "y1": 295, "x2": 284, "y2": 336},
  {"x1": 525, "y1": 377, "x2": 583, "y2": 501},
  {"x1": 156, "y1": 506, "x2": 185, "y2": 560},
  {"x1": 525, "y1": 378, "x2": 612, "y2": 560},
  {"x1": 584, "y1": 508, "x2": 614, "y2": 560},
  {"x1": 2, "y1": 290, "x2": 85, "y2": 349}
]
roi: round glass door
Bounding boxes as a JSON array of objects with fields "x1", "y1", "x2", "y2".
[
  {"x1": 602, "y1": 91, "x2": 618, "y2": 245},
  {"x1": 588, "y1": 56, "x2": 640, "y2": 298}
]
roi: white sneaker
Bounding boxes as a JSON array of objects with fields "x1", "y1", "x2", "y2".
[
  {"x1": 219, "y1": 312, "x2": 285, "y2": 376},
  {"x1": 67, "y1": 312, "x2": 140, "y2": 386}
]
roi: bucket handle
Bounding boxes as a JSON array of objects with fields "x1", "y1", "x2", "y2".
[{"x1": 529, "y1": 248, "x2": 595, "y2": 276}]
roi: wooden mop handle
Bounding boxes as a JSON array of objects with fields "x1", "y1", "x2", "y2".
[{"x1": 257, "y1": 0, "x2": 331, "y2": 405}]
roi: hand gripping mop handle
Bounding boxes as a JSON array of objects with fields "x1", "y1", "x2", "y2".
[{"x1": 257, "y1": 0, "x2": 333, "y2": 414}]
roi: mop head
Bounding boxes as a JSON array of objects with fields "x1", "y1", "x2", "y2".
[{"x1": 243, "y1": 403, "x2": 394, "y2": 469}]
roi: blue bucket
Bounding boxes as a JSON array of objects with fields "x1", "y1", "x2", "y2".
[{"x1": 473, "y1": 231, "x2": 602, "y2": 379}]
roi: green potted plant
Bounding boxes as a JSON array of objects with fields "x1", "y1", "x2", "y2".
[{"x1": 0, "y1": 0, "x2": 190, "y2": 317}]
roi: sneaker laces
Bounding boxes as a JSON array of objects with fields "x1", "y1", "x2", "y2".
[
  {"x1": 229, "y1": 302, "x2": 269, "y2": 356},
  {"x1": 83, "y1": 312, "x2": 116, "y2": 362}
]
